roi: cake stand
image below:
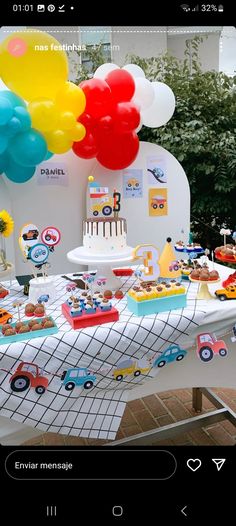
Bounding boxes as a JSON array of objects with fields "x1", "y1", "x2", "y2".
[
  {"x1": 215, "y1": 253, "x2": 236, "y2": 264},
  {"x1": 189, "y1": 277, "x2": 220, "y2": 300},
  {"x1": 67, "y1": 246, "x2": 134, "y2": 289}
]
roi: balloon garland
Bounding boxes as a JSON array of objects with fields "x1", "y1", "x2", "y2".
[{"x1": 0, "y1": 30, "x2": 175, "y2": 182}]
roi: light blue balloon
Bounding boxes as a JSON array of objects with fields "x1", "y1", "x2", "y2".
[
  {"x1": 0, "y1": 151, "x2": 10, "y2": 174},
  {"x1": 6, "y1": 117, "x2": 22, "y2": 137},
  {"x1": 44, "y1": 151, "x2": 53, "y2": 160},
  {"x1": 5, "y1": 158, "x2": 35, "y2": 183},
  {"x1": 0, "y1": 91, "x2": 26, "y2": 108},
  {"x1": 0, "y1": 97, "x2": 13, "y2": 126},
  {"x1": 0, "y1": 134, "x2": 8, "y2": 154},
  {"x1": 14, "y1": 106, "x2": 31, "y2": 131},
  {"x1": 8, "y1": 128, "x2": 47, "y2": 167}
]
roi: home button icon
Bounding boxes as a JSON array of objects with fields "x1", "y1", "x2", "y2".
[{"x1": 112, "y1": 505, "x2": 123, "y2": 517}]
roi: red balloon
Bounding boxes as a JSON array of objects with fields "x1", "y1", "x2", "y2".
[
  {"x1": 80, "y1": 78, "x2": 112, "y2": 119},
  {"x1": 73, "y1": 132, "x2": 98, "y2": 159},
  {"x1": 105, "y1": 70, "x2": 135, "y2": 103},
  {"x1": 113, "y1": 102, "x2": 140, "y2": 133},
  {"x1": 98, "y1": 115, "x2": 113, "y2": 133},
  {"x1": 97, "y1": 131, "x2": 139, "y2": 170},
  {"x1": 78, "y1": 112, "x2": 96, "y2": 131}
]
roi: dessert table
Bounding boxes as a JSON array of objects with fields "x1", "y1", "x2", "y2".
[{"x1": 0, "y1": 262, "x2": 236, "y2": 444}]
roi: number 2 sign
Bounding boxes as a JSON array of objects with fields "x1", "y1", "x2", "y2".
[{"x1": 133, "y1": 244, "x2": 160, "y2": 282}]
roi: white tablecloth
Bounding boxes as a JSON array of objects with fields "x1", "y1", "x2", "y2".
[{"x1": 0, "y1": 263, "x2": 235, "y2": 440}]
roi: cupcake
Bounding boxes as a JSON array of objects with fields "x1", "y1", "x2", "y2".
[
  {"x1": 115, "y1": 290, "x2": 124, "y2": 299},
  {"x1": 104, "y1": 290, "x2": 113, "y2": 300},
  {"x1": 70, "y1": 305, "x2": 82, "y2": 317},
  {"x1": 34, "y1": 305, "x2": 45, "y2": 317},
  {"x1": 95, "y1": 294, "x2": 104, "y2": 307},
  {"x1": 190, "y1": 269, "x2": 200, "y2": 280},
  {"x1": 18, "y1": 325, "x2": 29, "y2": 334},
  {"x1": 209, "y1": 270, "x2": 219, "y2": 281},
  {"x1": 31, "y1": 323, "x2": 43, "y2": 331},
  {"x1": 4, "y1": 328, "x2": 16, "y2": 336},
  {"x1": 84, "y1": 302, "x2": 96, "y2": 314},
  {"x1": 136, "y1": 290, "x2": 145, "y2": 301},
  {"x1": 15, "y1": 322, "x2": 25, "y2": 333},
  {"x1": 2, "y1": 324, "x2": 10, "y2": 334},
  {"x1": 99, "y1": 299, "x2": 112, "y2": 311},
  {"x1": 43, "y1": 320, "x2": 55, "y2": 328},
  {"x1": 199, "y1": 270, "x2": 210, "y2": 281},
  {"x1": 25, "y1": 303, "x2": 35, "y2": 317}
]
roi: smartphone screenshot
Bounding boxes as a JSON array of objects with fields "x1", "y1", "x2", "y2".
[{"x1": 0, "y1": 1, "x2": 235, "y2": 521}]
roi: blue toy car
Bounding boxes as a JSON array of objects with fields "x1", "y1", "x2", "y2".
[
  {"x1": 34, "y1": 248, "x2": 46, "y2": 258},
  {"x1": 37, "y1": 294, "x2": 49, "y2": 304},
  {"x1": 154, "y1": 344, "x2": 187, "y2": 368},
  {"x1": 61, "y1": 368, "x2": 96, "y2": 390}
]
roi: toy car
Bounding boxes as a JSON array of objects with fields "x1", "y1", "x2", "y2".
[
  {"x1": 44, "y1": 229, "x2": 57, "y2": 242},
  {"x1": 169, "y1": 261, "x2": 180, "y2": 272},
  {"x1": 66, "y1": 283, "x2": 77, "y2": 293},
  {"x1": 22, "y1": 229, "x2": 39, "y2": 241},
  {"x1": 10, "y1": 362, "x2": 48, "y2": 394},
  {"x1": 92, "y1": 196, "x2": 113, "y2": 217},
  {"x1": 61, "y1": 368, "x2": 96, "y2": 390},
  {"x1": 34, "y1": 248, "x2": 47, "y2": 258},
  {"x1": 127, "y1": 178, "x2": 140, "y2": 188},
  {"x1": 37, "y1": 294, "x2": 50, "y2": 304},
  {"x1": 151, "y1": 196, "x2": 166, "y2": 209},
  {"x1": 154, "y1": 344, "x2": 187, "y2": 368},
  {"x1": 0, "y1": 308, "x2": 13, "y2": 325},
  {"x1": 0, "y1": 286, "x2": 9, "y2": 299},
  {"x1": 215, "y1": 285, "x2": 236, "y2": 301},
  {"x1": 113, "y1": 358, "x2": 150, "y2": 381},
  {"x1": 196, "y1": 333, "x2": 227, "y2": 362}
]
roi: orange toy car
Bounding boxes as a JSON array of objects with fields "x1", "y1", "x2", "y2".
[{"x1": 0, "y1": 308, "x2": 13, "y2": 325}]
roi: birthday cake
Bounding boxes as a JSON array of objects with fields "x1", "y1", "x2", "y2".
[{"x1": 83, "y1": 217, "x2": 128, "y2": 254}]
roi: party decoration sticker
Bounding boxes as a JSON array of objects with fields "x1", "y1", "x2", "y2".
[
  {"x1": 10, "y1": 362, "x2": 49, "y2": 394},
  {"x1": 28, "y1": 243, "x2": 49, "y2": 264},
  {"x1": 149, "y1": 188, "x2": 168, "y2": 216},
  {"x1": 147, "y1": 155, "x2": 167, "y2": 184},
  {"x1": 36, "y1": 162, "x2": 69, "y2": 187},
  {"x1": 41, "y1": 226, "x2": 61, "y2": 247},
  {"x1": 196, "y1": 333, "x2": 228, "y2": 362},
  {"x1": 123, "y1": 169, "x2": 143, "y2": 198},
  {"x1": 19, "y1": 223, "x2": 40, "y2": 260},
  {"x1": 153, "y1": 344, "x2": 187, "y2": 368}
]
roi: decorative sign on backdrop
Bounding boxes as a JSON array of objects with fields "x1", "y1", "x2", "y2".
[
  {"x1": 147, "y1": 155, "x2": 167, "y2": 184},
  {"x1": 149, "y1": 188, "x2": 168, "y2": 216},
  {"x1": 36, "y1": 162, "x2": 69, "y2": 187},
  {"x1": 123, "y1": 169, "x2": 143, "y2": 198}
]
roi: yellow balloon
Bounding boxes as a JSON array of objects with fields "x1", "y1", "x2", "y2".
[
  {"x1": 56, "y1": 82, "x2": 86, "y2": 117},
  {"x1": 45, "y1": 130, "x2": 73, "y2": 154},
  {"x1": 28, "y1": 99, "x2": 58, "y2": 132},
  {"x1": 58, "y1": 111, "x2": 76, "y2": 131},
  {"x1": 0, "y1": 31, "x2": 68, "y2": 101},
  {"x1": 69, "y1": 122, "x2": 86, "y2": 142}
]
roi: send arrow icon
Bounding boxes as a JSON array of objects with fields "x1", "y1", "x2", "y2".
[{"x1": 212, "y1": 459, "x2": 226, "y2": 471}]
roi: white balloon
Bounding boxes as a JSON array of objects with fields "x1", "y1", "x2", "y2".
[
  {"x1": 142, "y1": 82, "x2": 175, "y2": 128},
  {"x1": 94, "y1": 63, "x2": 119, "y2": 79},
  {"x1": 122, "y1": 64, "x2": 145, "y2": 78},
  {"x1": 132, "y1": 78, "x2": 155, "y2": 111},
  {"x1": 136, "y1": 118, "x2": 143, "y2": 133}
]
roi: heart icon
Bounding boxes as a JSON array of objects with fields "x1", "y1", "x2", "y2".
[{"x1": 187, "y1": 458, "x2": 202, "y2": 472}]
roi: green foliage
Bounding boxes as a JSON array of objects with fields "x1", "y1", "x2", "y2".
[
  {"x1": 127, "y1": 37, "x2": 236, "y2": 249},
  {"x1": 68, "y1": 43, "x2": 107, "y2": 84}
]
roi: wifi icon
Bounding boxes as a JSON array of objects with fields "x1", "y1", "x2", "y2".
[{"x1": 181, "y1": 4, "x2": 190, "y2": 11}]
